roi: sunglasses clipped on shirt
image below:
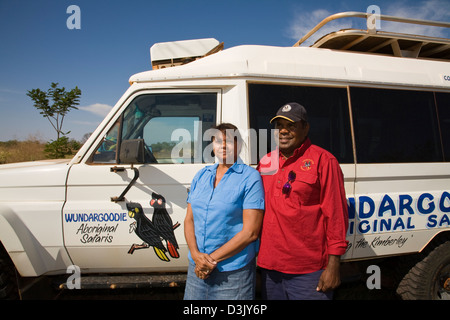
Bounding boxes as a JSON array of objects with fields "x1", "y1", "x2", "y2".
[{"x1": 282, "y1": 170, "x2": 296, "y2": 195}]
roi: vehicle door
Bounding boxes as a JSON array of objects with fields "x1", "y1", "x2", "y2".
[{"x1": 63, "y1": 89, "x2": 220, "y2": 272}]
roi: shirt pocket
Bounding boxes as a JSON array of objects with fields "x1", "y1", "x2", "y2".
[
  {"x1": 287, "y1": 171, "x2": 320, "y2": 207},
  {"x1": 218, "y1": 188, "x2": 242, "y2": 205}
]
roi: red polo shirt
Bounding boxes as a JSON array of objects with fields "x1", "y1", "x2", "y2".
[{"x1": 257, "y1": 138, "x2": 348, "y2": 274}]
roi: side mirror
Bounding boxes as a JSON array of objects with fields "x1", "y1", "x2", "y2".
[
  {"x1": 111, "y1": 139, "x2": 144, "y2": 202},
  {"x1": 119, "y1": 139, "x2": 145, "y2": 164}
]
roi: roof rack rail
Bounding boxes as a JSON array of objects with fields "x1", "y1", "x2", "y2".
[{"x1": 293, "y1": 11, "x2": 450, "y2": 60}]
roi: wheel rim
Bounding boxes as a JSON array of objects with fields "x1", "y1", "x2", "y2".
[{"x1": 434, "y1": 264, "x2": 450, "y2": 300}]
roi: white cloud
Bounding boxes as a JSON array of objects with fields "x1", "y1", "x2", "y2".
[
  {"x1": 71, "y1": 120, "x2": 102, "y2": 126},
  {"x1": 287, "y1": 9, "x2": 354, "y2": 46},
  {"x1": 0, "y1": 88, "x2": 24, "y2": 95},
  {"x1": 383, "y1": 0, "x2": 450, "y2": 38},
  {"x1": 0, "y1": 87, "x2": 25, "y2": 102},
  {"x1": 79, "y1": 103, "x2": 113, "y2": 117},
  {"x1": 287, "y1": 0, "x2": 450, "y2": 46}
]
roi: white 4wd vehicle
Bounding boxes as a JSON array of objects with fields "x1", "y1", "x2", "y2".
[{"x1": 1, "y1": 12, "x2": 450, "y2": 299}]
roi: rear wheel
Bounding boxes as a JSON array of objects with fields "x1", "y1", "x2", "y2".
[{"x1": 397, "y1": 238, "x2": 450, "y2": 300}]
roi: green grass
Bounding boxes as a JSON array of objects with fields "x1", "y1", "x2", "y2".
[{"x1": 0, "y1": 139, "x2": 47, "y2": 164}]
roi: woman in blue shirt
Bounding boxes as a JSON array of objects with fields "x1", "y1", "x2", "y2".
[{"x1": 184, "y1": 123, "x2": 265, "y2": 300}]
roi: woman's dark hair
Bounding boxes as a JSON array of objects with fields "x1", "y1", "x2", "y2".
[{"x1": 210, "y1": 123, "x2": 242, "y2": 144}]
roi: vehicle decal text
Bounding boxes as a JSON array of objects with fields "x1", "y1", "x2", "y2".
[
  {"x1": 347, "y1": 191, "x2": 450, "y2": 235},
  {"x1": 65, "y1": 212, "x2": 128, "y2": 223}
]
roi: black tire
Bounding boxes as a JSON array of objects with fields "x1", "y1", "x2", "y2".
[
  {"x1": 0, "y1": 245, "x2": 19, "y2": 300},
  {"x1": 396, "y1": 238, "x2": 450, "y2": 300}
]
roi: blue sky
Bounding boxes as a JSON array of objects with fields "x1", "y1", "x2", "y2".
[{"x1": 1, "y1": 0, "x2": 449, "y2": 142}]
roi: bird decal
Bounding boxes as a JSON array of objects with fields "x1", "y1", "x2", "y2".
[
  {"x1": 126, "y1": 196, "x2": 180, "y2": 262},
  {"x1": 127, "y1": 202, "x2": 170, "y2": 261},
  {"x1": 150, "y1": 192, "x2": 180, "y2": 259}
]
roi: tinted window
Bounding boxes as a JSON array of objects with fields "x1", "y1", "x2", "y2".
[
  {"x1": 351, "y1": 87, "x2": 442, "y2": 163},
  {"x1": 436, "y1": 92, "x2": 450, "y2": 161},
  {"x1": 91, "y1": 93, "x2": 217, "y2": 164},
  {"x1": 91, "y1": 120, "x2": 120, "y2": 163},
  {"x1": 248, "y1": 84, "x2": 353, "y2": 164}
]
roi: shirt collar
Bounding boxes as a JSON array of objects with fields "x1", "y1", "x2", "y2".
[{"x1": 279, "y1": 137, "x2": 311, "y2": 160}]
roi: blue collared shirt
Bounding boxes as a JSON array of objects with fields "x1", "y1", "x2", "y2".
[{"x1": 187, "y1": 159, "x2": 265, "y2": 272}]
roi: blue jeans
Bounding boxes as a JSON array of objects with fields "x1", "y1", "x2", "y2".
[
  {"x1": 184, "y1": 259, "x2": 256, "y2": 300},
  {"x1": 261, "y1": 268, "x2": 334, "y2": 300}
]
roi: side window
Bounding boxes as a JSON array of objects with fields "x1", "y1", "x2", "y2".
[
  {"x1": 143, "y1": 117, "x2": 199, "y2": 163},
  {"x1": 91, "y1": 92, "x2": 217, "y2": 164},
  {"x1": 91, "y1": 121, "x2": 120, "y2": 163},
  {"x1": 248, "y1": 84, "x2": 353, "y2": 164},
  {"x1": 350, "y1": 87, "x2": 442, "y2": 163},
  {"x1": 436, "y1": 92, "x2": 450, "y2": 161}
]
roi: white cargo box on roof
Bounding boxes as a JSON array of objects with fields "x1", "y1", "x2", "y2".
[{"x1": 150, "y1": 38, "x2": 223, "y2": 69}]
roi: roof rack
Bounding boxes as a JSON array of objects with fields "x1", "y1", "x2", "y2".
[{"x1": 293, "y1": 11, "x2": 450, "y2": 60}]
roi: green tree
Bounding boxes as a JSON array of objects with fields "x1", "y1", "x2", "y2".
[
  {"x1": 27, "y1": 82, "x2": 81, "y2": 140},
  {"x1": 27, "y1": 82, "x2": 81, "y2": 158}
]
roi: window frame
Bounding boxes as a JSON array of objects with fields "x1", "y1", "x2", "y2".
[
  {"x1": 246, "y1": 81, "x2": 450, "y2": 165},
  {"x1": 86, "y1": 88, "x2": 222, "y2": 165},
  {"x1": 435, "y1": 91, "x2": 450, "y2": 162},
  {"x1": 350, "y1": 86, "x2": 445, "y2": 164}
]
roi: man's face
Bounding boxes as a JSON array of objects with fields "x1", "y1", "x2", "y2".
[{"x1": 274, "y1": 118, "x2": 309, "y2": 157}]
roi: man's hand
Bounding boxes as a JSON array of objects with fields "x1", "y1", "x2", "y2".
[{"x1": 316, "y1": 255, "x2": 341, "y2": 292}]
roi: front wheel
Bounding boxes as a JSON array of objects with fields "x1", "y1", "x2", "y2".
[
  {"x1": 397, "y1": 238, "x2": 450, "y2": 300},
  {"x1": 0, "y1": 245, "x2": 19, "y2": 300}
]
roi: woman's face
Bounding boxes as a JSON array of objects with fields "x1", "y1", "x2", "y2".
[{"x1": 213, "y1": 132, "x2": 240, "y2": 164}]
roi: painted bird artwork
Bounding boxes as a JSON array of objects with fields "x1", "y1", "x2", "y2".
[
  {"x1": 150, "y1": 192, "x2": 180, "y2": 259},
  {"x1": 127, "y1": 202, "x2": 171, "y2": 261}
]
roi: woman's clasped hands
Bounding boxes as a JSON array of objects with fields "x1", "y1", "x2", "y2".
[{"x1": 193, "y1": 252, "x2": 217, "y2": 280}]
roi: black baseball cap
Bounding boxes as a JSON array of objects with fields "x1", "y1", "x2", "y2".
[{"x1": 270, "y1": 102, "x2": 308, "y2": 123}]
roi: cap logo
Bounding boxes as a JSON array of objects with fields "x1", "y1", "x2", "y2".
[{"x1": 282, "y1": 104, "x2": 291, "y2": 112}]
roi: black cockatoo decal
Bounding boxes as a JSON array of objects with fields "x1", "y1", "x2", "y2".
[
  {"x1": 127, "y1": 192, "x2": 180, "y2": 262},
  {"x1": 150, "y1": 192, "x2": 180, "y2": 259}
]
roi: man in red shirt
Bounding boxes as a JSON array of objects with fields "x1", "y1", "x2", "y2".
[{"x1": 257, "y1": 102, "x2": 348, "y2": 300}]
